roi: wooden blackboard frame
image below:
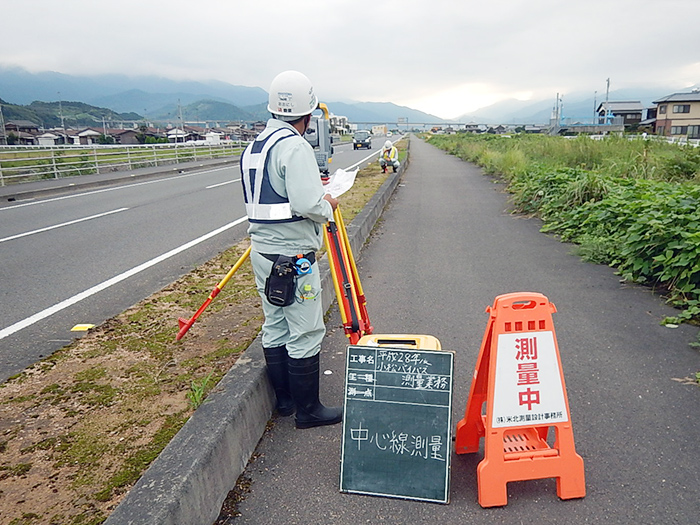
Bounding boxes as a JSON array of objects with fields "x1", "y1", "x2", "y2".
[{"x1": 339, "y1": 345, "x2": 454, "y2": 503}]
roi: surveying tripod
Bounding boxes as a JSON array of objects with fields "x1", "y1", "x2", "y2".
[{"x1": 324, "y1": 206, "x2": 373, "y2": 344}]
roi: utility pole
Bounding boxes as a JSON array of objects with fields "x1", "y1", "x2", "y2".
[
  {"x1": 0, "y1": 101, "x2": 7, "y2": 145},
  {"x1": 178, "y1": 99, "x2": 185, "y2": 143},
  {"x1": 58, "y1": 91, "x2": 66, "y2": 132},
  {"x1": 605, "y1": 78, "x2": 610, "y2": 123},
  {"x1": 593, "y1": 91, "x2": 597, "y2": 122}
]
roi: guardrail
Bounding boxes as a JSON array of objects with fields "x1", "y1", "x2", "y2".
[{"x1": 0, "y1": 141, "x2": 247, "y2": 186}]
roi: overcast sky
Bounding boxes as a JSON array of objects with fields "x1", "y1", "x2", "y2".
[{"x1": 2, "y1": 0, "x2": 699, "y2": 119}]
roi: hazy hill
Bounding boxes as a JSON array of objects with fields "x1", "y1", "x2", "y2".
[
  {"x1": 327, "y1": 101, "x2": 444, "y2": 124},
  {"x1": 0, "y1": 66, "x2": 268, "y2": 111},
  {"x1": 91, "y1": 89, "x2": 230, "y2": 115},
  {"x1": 460, "y1": 85, "x2": 699, "y2": 124},
  {"x1": 0, "y1": 66, "x2": 446, "y2": 126},
  {"x1": 151, "y1": 99, "x2": 254, "y2": 124},
  {"x1": 0, "y1": 100, "x2": 141, "y2": 128}
]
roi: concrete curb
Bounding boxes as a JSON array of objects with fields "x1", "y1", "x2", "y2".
[{"x1": 104, "y1": 139, "x2": 410, "y2": 525}]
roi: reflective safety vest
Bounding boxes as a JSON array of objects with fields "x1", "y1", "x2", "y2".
[
  {"x1": 240, "y1": 127, "x2": 305, "y2": 223},
  {"x1": 382, "y1": 146, "x2": 398, "y2": 162}
]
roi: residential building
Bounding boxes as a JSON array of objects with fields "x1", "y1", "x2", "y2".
[
  {"x1": 329, "y1": 114, "x2": 351, "y2": 135},
  {"x1": 653, "y1": 90, "x2": 700, "y2": 139},
  {"x1": 596, "y1": 101, "x2": 644, "y2": 129},
  {"x1": 5, "y1": 120, "x2": 40, "y2": 134}
]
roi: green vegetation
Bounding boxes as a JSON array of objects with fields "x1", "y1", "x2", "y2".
[
  {"x1": 0, "y1": 139, "x2": 402, "y2": 524},
  {"x1": 186, "y1": 371, "x2": 215, "y2": 409},
  {"x1": 428, "y1": 133, "x2": 700, "y2": 324},
  {"x1": 1, "y1": 100, "x2": 141, "y2": 128}
]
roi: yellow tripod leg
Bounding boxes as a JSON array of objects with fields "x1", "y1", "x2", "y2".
[
  {"x1": 334, "y1": 207, "x2": 372, "y2": 335},
  {"x1": 334, "y1": 207, "x2": 366, "y2": 299},
  {"x1": 324, "y1": 225, "x2": 350, "y2": 328}
]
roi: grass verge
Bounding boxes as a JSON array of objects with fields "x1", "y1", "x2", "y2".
[{"x1": 0, "y1": 138, "x2": 403, "y2": 524}]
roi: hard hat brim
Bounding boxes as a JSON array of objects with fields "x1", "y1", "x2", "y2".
[{"x1": 268, "y1": 97, "x2": 319, "y2": 118}]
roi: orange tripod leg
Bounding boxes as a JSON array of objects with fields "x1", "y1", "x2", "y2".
[
  {"x1": 334, "y1": 207, "x2": 372, "y2": 336},
  {"x1": 324, "y1": 216, "x2": 362, "y2": 343}
]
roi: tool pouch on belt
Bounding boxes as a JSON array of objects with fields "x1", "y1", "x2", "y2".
[{"x1": 264, "y1": 255, "x2": 297, "y2": 307}]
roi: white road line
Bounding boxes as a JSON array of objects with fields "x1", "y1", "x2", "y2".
[
  {"x1": 347, "y1": 149, "x2": 382, "y2": 170},
  {"x1": 0, "y1": 208, "x2": 129, "y2": 243},
  {"x1": 0, "y1": 166, "x2": 232, "y2": 211},
  {"x1": 206, "y1": 178, "x2": 241, "y2": 189},
  {"x1": 0, "y1": 216, "x2": 249, "y2": 341}
]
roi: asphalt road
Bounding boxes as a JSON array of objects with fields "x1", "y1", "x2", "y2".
[
  {"x1": 0, "y1": 138, "x2": 384, "y2": 383},
  {"x1": 226, "y1": 137, "x2": 700, "y2": 524}
]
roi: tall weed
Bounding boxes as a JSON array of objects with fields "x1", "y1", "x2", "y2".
[{"x1": 429, "y1": 133, "x2": 700, "y2": 321}]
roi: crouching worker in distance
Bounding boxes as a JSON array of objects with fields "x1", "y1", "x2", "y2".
[
  {"x1": 379, "y1": 140, "x2": 400, "y2": 173},
  {"x1": 240, "y1": 70, "x2": 342, "y2": 429}
]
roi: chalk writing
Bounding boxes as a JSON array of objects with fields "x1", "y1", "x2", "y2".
[
  {"x1": 349, "y1": 423, "x2": 446, "y2": 462},
  {"x1": 341, "y1": 345, "x2": 454, "y2": 503}
]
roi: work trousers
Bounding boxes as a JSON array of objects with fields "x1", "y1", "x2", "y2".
[
  {"x1": 379, "y1": 158, "x2": 400, "y2": 170},
  {"x1": 250, "y1": 250, "x2": 325, "y2": 359}
]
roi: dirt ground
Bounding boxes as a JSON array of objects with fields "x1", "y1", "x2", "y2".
[
  {"x1": 0, "y1": 242, "x2": 261, "y2": 525},
  {"x1": 0, "y1": 142, "x2": 401, "y2": 525}
]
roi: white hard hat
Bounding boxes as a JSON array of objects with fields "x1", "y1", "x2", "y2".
[
  {"x1": 384, "y1": 140, "x2": 392, "y2": 149},
  {"x1": 267, "y1": 70, "x2": 318, "y2": 118}
]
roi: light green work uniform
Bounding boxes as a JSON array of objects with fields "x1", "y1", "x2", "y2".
[{"x1": 245, "y1": 118, "x2": 334, "y2": 359}]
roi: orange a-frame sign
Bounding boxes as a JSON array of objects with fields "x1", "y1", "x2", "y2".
[{"x1": 454, "y1": 292, "x2": 585, "y2": 507}]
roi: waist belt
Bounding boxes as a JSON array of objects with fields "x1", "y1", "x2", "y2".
[{"x1": 261, "y1": 251, "x2": 316, "y2": 265}]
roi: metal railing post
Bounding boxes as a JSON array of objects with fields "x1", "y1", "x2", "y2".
[
  {"x1": 93, "y1": 146, "x2": 100, "y2": 174},
  {"x1": 51, "y1": 148, "x2": 59, "y2": 179}
]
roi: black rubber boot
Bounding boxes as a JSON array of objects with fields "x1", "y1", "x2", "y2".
[
  {"x1": 263, "y1": 346, "x2": 295, "y2": 416},
  {"x1": 288, "y1": 354, "x2": 342, "y2": 429}
]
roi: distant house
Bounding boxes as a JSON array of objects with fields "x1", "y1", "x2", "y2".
[
  {"x1": 77, "y1": 128, "x2": 102, "y2": 145},
  {"x1": 653, "y1": 90, "x2": 700, "y2": 139},
  {"x1": 183, "y1": 125, "x2": 208, "y2": 141},
  {"x1": 638, "y1": 106, "x2": 657, "y2": 133},
  {"x1": 166, "y1": 128, "x2": 191, "y2": 143},
  {"x1": 4, "y1": 120, "x2": 40, "y2": 144},
  {"x1": 106, "y1": 128, "x2": 141, "y2": 145},
  {"x1": 8, "y1": 131, "x2": 37, "y2": 145},
  {"x1": 524, "y1": 125, "x2": 547, "y2": 134},
  {"x1": 37, "y1": 132, "x2": 61, "y2": 146},
  {"x1": 226, "y1": 125, "x2": 256, "y2": 141},
  {"x1": 329, "y1": 114, "x2": 350, "y2": 135},
  {"x1": 167, "y1": 126, "x2": 209, "y2": 142},
  {"x1": 5, "y1": 120, "x2": 40, "y2": 133},
  {"x1": 461, "y1": 123, "x2": 486, "y2": 133},
  {"x1": 596, "y1": 101, "x2": 644, "y2": 129}
]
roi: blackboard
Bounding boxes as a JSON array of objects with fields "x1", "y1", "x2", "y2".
[{"x1": 339, "y1": 345, "x2": 454, "y2": 503}]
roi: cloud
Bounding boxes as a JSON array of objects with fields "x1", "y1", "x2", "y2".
[{"x1": 1, "y1": 0, "x2": 699, "y2": 118}]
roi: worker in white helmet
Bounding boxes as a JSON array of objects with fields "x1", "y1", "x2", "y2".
[
  {"x1": 379, "y1": 140, "x2": 400, "y2": 173},
  {"x1": 240, "y1": 70, "x2": 342, "y2": 429}
]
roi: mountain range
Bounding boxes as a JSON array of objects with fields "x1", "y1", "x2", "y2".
[
  {"x1": 458, "y1": 85, "x2": 700, "y2": 124},
  {"x1": 0, "y1": 66, "x2": 696, "y2": 126},
  {"x1": 0, "y1": 66, "x2": 445, "y2": 127}
]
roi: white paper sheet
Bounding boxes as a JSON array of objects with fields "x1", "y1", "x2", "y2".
[{"x1": 324, "y1": 167, "x2": 358, "y2": 198}]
